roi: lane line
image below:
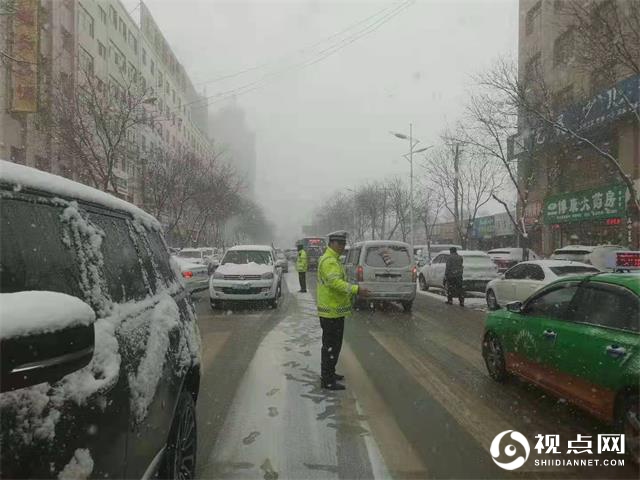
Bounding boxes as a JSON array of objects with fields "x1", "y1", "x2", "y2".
[
  {"x1": 370, "y1": 331, "x2": 567, "y2": 474},
  {"x1": 341, "y1": 343, "x2": 428, "y2": 478}
]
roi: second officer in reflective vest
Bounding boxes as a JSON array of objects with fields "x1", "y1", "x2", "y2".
[
  {"x1": 316, "y1": 230, "x2": 369, "y2": 390},
  {"x1": 296, "y1": 243, "x2": 308, "y2": 292}
]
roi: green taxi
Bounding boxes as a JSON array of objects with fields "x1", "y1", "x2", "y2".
[{"x1": 482, "y1": 272, "x2": 639, "y2": 459}]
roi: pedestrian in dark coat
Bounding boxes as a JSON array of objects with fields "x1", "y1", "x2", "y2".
[{"x1": 444, "y1": 247, "x2": 464, "y2": 306}]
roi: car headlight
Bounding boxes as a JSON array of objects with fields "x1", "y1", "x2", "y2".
[
  {"x1": 261, "y1": 272, "x2": 274, "y2": 279},
  {"x1": 212, "y1": 271, "x2": 224, "y2": 279}
]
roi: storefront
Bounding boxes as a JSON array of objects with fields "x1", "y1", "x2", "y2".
[{"x1": 543, "y1": 183, "x2": 629, "y2": 251}]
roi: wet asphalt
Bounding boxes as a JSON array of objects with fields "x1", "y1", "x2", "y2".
[{"x1": 191, "y1": 269, "x2": 639, "y2": 480}]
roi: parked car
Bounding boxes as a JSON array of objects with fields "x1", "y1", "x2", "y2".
[
  {"x1": 275, "y1": 249, "x2": 289, "y2": 273},
  {"x1": 343, "y1": 240, "x2": 416, "y2": 312},
  {"x1": 482, "y1": 272, "x2": 639, "y2": 463},
  {"x1": 550, "y1": 244, "x2": 626, "y2": 271},
  {"x1": 485, "y1": 260, "x2": 600, "y2": 310},
  {"x1": 209, "y1": 245, "x2": 282, "y2": 309},
  {"x1": 172, "y1": 256, "x2": 211, "y2": 293},
  {"x1": 427, "y1": 243, "x2": 463, "y2": 261},
  {"x1": 418, "y1": 250, "x2": 498, "y2": 293},
  {"x1": 0, "y1": 160, "x2": 201, "y2": 479},
  {"x1": 487, "y1": 247, "x2": 540, "y2": 272},
  {"x1": 285, "y1": 248, "x2": 298, "y2": 261},
  {"x1": 177, "y1": 247, "x2": 220, "y2": 274}
]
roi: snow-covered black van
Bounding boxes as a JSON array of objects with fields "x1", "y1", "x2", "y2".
[{"x1": 0, "y1": 160, "x2": 201, "y2": 479}]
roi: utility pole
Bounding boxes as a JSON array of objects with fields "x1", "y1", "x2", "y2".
[{"x1": 453, "y1": 143, "x2": 461, "y2": 246}]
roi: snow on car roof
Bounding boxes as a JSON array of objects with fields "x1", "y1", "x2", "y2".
[
  {"x1": 0, "y1": 159, "x2": 160, "y2": 229},
  {"x1": 459, "y1": 250, "x2": 490, "y2": 256},
  {"x1": 516, "y1": 259, "x2": 597, "y2": 268},
  {"x1": 228, "y1": 244, "x2": 273, "y2": 251}
]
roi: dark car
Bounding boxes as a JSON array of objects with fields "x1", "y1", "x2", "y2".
[{"x1": 0, "y1": 161, "x2": 201, "y2": 479}]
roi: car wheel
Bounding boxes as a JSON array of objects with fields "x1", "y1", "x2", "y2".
[
  {"x1": 617, "y1": 391, "x2": 639, "y2": 464},
  {"x1": 419, "y1": 274, "x2": 428, "y2": 291},
  {"x1": 486, "y1": 290, "x2": 499, "y2": 311},
  {"x1": 401, "y1": 301, "x2": 413, "y2": 313},
  {"x1": 161, "y1": 390, "x2": 197, "y2": 479},
  {"x1": 482, "y1": 332, "x2": 508, "y2": 382}
]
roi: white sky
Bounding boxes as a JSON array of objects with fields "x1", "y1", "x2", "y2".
[{"x1": 128, "y1": 0, "x2": 519, "y2": 245}]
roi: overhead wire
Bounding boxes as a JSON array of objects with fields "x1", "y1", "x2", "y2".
[
  {"x1": 183, "y1": 0, "x2": 415, "y2": 111},
  {"x1": 193, "y1": 0, "x2": 406, "y2": 87}
]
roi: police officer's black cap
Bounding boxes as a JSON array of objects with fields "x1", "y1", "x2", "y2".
[{"x1": 327, "y1": 230, "x2": 348, "y2": 243}]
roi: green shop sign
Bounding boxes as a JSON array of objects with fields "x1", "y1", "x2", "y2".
[{"x1": 543, "y1": 184, "x2": 627, "y2": 224}]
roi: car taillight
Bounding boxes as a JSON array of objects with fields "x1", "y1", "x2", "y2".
[
  {"x1": 356, "y1": 265, "x2": 363, "y2": 282},
  {"x1": 411, "y1": 266, "x2": 417, "y2": 282},
  {"x1": 182, "y1": 271, "x2": 193, "y2": 279}
]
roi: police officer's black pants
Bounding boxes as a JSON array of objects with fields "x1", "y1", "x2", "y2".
[
  {"x1": 319, "y1": 317, "x2": 344, "y2": 381},
  {"x1": 298, "y1": 272, "x2": 307, "y2": 292}
]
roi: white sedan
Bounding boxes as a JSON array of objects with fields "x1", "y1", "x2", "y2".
[{"x1": 485, "y1": 260, "x2": 600, "y2": 310}]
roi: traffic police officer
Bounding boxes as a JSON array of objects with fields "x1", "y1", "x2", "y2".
[
  {"x1": 316, "y1": 231, "x2": 369, "y2": 390},
  {"x1": 296, "y1": 242, "x2": 308, "y2": 293}
]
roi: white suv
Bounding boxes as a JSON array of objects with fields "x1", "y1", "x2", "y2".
[{"x1": 209, "y1": 245, "x2": 282, "y2": 309}]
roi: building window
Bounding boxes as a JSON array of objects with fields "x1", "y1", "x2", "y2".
[
  {"x1": 110, "y1": 6, "x2": 117, "y2": 28},
  {"x1": 165, "y1": 81, "x2": 169, "y2": 94},
  {"x1": 524, "y1": 52, "x2": 541, "y2": 84},
  {"x1": 128, "y1": 62, "x2": 136, "y2": 80},
  {"x1": 150, "y1": 59, "x2": 155, "y2": 74},
  {"x1": 98, "y1": 41, "x2": 106, "y2": 58},
  {"x1": 553, "y1": 28, "x2": 574, "y2": 67},
  {"x1": 61, "y1": 26, "x2": 73, "y2": 53},
  {"x1": 526, "y1": 1, "x2": 541, "y2": 36},
  {"x1": 35, "y1": 155, "x2": 51, "y2": 171},
  {"x1": 10, "y1": 146, "x2": 25, "y2": 165},
  {"x1": 142, "y1": 48, "x2": 147, "y2": 65},
  {"x1": 119, "y1": 18, "x2": 126, "y2": 39},
  {"x1": 99, "y1": 6, "x2": 107, "y2": 24},
  {"x1": 79, "y1": 5, "x2": 94, "y2": 38},
  {"x1": 158, "y1": 71, "x2": 163, "y2": 88},
  {"x1": 79, "y1": 48, "x2": 94, "y2": 75},
  {"x1": 129, "y1": 31, "x2": 138, "y2": 54},
  {"x1": 552, "y1": 85, "x2": 573, "y2": 114}
]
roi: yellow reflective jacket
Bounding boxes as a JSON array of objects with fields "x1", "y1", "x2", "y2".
[
  {"x1": 296, "y1": 249, "x2": 308, "y2": 272},
  {"x1": 316, "y1": 246, "x2": 358, "y2": 318}
]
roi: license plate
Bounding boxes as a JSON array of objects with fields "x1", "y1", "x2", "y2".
[{"x1": 234, "y1": 284, "x2": 251, "y2": 290}]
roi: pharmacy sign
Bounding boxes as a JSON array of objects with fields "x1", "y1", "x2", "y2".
[{"x1": 543, "y1": 184, "x2": 627, "y2": 224}]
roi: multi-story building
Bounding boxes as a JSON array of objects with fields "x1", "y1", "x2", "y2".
[
  {"x1": 209, "y1": 103, "x2": 256, "y2": 197},
  {"x1": 512, "y1": 0, "x2": 639, "y2": 254},
  {"x1": 1, "y1": 0, "x2": 212, "y2": 204}
]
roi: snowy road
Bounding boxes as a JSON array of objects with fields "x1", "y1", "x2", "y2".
[{"x1": 191, "y1": 269, "x2": 639, "y2": 479}]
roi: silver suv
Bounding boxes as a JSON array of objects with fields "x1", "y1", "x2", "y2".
[{"x1": 343, "y1": 240, "x2": 416, "y2": 312}]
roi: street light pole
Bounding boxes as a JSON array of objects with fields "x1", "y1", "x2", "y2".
[
  {"x1": 409, "y1": 123, "x2": 414, "y2": 247},
  {"x1": 346, "y1": 187, "x2": 357, "y2": 241}
]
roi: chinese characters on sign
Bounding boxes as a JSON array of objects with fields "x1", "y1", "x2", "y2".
[
  {"x1": 10, "y1": 0, "x2": 39, "y2": 113},
  {"x1": 543, "y1": 184, "x2": 627, "y2": 224},
  {"x1": 534, "y1": 434, "x2": 625, "y2": 455},
  {"x1": 508, "y1": 74, "x2": 640, "y2": 159}
]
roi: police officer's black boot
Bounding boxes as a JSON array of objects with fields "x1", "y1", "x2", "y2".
[{"x1": 321, "y1": 378, "x2": 345, "y2": 390}]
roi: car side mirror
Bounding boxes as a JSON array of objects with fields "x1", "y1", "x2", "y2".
[
  {"x1": 506, "y1": 301, "x2": 523, "y2": 313},
  {"x1": 1, "y1": 292, "x2": 96, "y2": 393}
]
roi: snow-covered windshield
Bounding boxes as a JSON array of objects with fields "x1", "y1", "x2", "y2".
[{"x1": 222, "y1": 250, "x2": 272, "y2": 265}]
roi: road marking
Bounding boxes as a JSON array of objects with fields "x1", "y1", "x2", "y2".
[
  {"x1": 410, "y1": 311, "x2": 485, "y2": 371},
  {"x1": 200, "y1": 331, "x2": 232, "y2": 373},
  {"x1": 341, "y1": 343, "x2": 428, "y2": 478},
  {"x1": 370, "y1": 331, "x2": 567, "y2": 473}
]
